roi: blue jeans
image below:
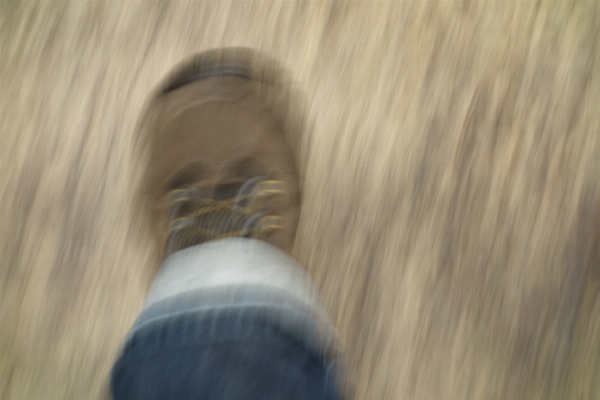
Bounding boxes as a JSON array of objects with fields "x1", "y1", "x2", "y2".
[{"x1": 111, "y1": 238, "x2": 341, "y2": 400}]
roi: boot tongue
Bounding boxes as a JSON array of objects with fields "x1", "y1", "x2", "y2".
[{"x1": 212, "y1": 180, "x2": 246, "y2": 200}]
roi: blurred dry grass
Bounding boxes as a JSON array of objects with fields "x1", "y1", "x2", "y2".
[{"x1": 1, "y1": 1, "x2": 600, "y2": 399}]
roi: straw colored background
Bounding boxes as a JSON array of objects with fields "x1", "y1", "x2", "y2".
[{"x1": 1, "y1": 2, "x2": 599, "y2": 399}]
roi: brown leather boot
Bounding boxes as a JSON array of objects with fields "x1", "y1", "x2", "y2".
[{"x1": 139, "y1": 48, "x2": 301, "y2": 258}]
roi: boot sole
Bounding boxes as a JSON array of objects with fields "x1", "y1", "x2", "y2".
[{"x1": 159, "y1": 47, "x2": 285, "y2": 95}]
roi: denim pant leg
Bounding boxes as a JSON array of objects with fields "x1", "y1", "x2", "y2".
[{"x1": 111, "y1": 238, "x2": 341, "y2": 400}]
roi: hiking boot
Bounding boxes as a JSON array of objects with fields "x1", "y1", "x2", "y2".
[{"x1": 139, "y1": 48, "x2": 301, "y2": 258}]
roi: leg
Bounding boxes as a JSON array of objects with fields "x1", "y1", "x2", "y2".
[{"x1": 111, "y1": 239, "x2": 339, "y2": 400}]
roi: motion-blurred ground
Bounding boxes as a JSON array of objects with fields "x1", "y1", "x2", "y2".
[{"x1": 1, "y1": 2, "x2": 600, "y2": 399}]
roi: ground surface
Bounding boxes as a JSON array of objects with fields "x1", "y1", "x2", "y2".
[{"x1": 1, "y1": 2, "x2": 600, "y2": 399}]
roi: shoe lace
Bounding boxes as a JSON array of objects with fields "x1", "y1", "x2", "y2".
[{"x1": 164, "y1": 176, "x2": 285, "y2": 255}]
